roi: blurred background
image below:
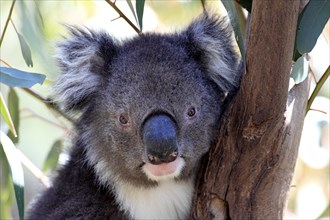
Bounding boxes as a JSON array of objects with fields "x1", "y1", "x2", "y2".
[{"x1": 0, "y1": 0, "x2": 329, "y2": 219}]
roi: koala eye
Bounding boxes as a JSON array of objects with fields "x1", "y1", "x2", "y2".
[
  {"x1": 119, "y1": 114, "x2": 129, "y2": 125},
  {"x1": 186, "y1": 107, "x2": 196, "y2": 117}
]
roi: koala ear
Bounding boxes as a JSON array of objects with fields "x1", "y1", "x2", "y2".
[
  {"x1": 183, "y1": 13, "x2": 241, "y2": 94},
  {"x1": 53, "y1": 27, "x2": 117, "y2": 111}
]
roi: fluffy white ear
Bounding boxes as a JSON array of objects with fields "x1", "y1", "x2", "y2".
[
  {"x1": 184, "y1": 13, "x2": 241, "y2": 93},
  {"x1": 53, "y1": 27, "x2": 117, "y2": 111}
]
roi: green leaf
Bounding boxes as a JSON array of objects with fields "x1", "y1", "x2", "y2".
[
  {"x1": 34, "y1": 1, "x2": 45, "y2": 29},
  {"x1": 306, "y1": 65, "x2": 330, "y2": 112},
  {"x1": 290, "y1": 56, "x2": 309, "y2": 84},
  {"x1": 0, "y1": 66, "x2": 46, "y2": 88},
  {"x1": 0, "y1": 92, "x2": 17, "y2": 137},
  {"x1": 292, "y1": 47, "x2": 302, "y2": 61},
  {"x1": 16, "y1": 32, "x2": 33, "y2": 67},
  {"x1": 43, "y1": 140, "x2": 62, "y2": 172},
  {"x1": 126, "y1": 0, "x2": 138, "y2": 25},
  {"x1": 296, "y1": 0, "x2": 330, "y2": 55},
  {"x1": 0, "y1": 143, "x2": 15, "y2": 220},
  {"x1": 221, "y1": 0, "x2": 245, "y2": 60},
  {"x1": 235, "y1": 0, "x2": 252, "y2": 12},
  {"x1": 136, "y1": 0, "x2": 145, "y2": 31},
  {"x1": 7, "y1": 88, "x2": 20, "y2": 143},
  {"x1": 0, "y1": 131, "x2": 24, "y2": 220},
  {"x1": 317, "y1": 202, "x2": 330, "y2": 219}
]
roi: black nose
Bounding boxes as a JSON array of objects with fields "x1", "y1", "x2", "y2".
[{"x1": 142, "y1": 114, "x2": 178, "y2": 165}]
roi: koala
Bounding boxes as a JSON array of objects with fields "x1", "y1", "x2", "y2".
[{"x1": 27, "y1": 13, "x2": 240, "y2": 219}]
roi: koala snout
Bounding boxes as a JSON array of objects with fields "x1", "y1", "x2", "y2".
[{"x1": 142, "y1": 114, "x2": 178, "y2": 165}]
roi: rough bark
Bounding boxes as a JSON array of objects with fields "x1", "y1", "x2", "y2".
[{"x1": 190, "y1": 0, "x2": 310, "y2": 219}]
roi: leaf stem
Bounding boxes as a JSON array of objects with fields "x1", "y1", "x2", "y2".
[
  {"x1": 104, "y1": 0, "x2": 141, "y2": 34},
  {"x1": 16, "y1": 149, "x2": 50, "y2": 188},
  {"x1": 0, "y1": 61, "x2": 74, "y2": 124},
  {"x1": 0, "y1": 58, "x2": 12, "y2": 67},
  {"x1": 0, "y1": 0, "x2": 16, "y2": 47},
  {"x1": 21, "y1": 88, "x2": 75, "y2": 124},
  {"x1": 306, "y1": 65, "x2": 330, "y2": 113},
  {"x1": 0, "y1": 92, "x2": 17, "y2": 137},
  {"x1": 10, "y1": 19, "x2": 18, "y2": 33},
  {"x1": 21, "y1": 108, "x2": 69, "y2": 131}
]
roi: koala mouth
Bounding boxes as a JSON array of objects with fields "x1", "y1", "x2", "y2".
[{"x1": 142, "y1": 157, "x2": 185, "y2": 181}]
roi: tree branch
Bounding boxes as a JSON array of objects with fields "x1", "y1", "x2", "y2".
[
  {"x1": 104, "y1": 0, "x2": 141, "y2": 34},
  {"x1": 0, "y1": 0, "x2": 16, "y2": 47},
  {"x1": 191, "y1": 0, "x2": 303, "y2": 219},
  {"x1": 16, "y1": 149, "x2": 50, "y2": 188},
  {"x1": 306, "y1": 65, "x2": 330, "y2": 113},
  {"x1": 21, "y1": 108, "x2": 69, "y2": 131},
  {"x1": 21, "y1": 88, "x2": 75, "y2": 124}
]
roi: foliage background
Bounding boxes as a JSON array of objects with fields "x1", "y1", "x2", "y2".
[{"x1": 0, "y1": 0, "x2": 329, "y2": 219}]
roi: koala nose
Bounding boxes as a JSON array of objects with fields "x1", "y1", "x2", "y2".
[{"x1": 142, "y1": 114, "x2": 178, "y2": 165}]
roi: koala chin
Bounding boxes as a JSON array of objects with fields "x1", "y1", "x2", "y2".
[{"x1": 27, "y1": 13, "x2": 240, "y2": 219}]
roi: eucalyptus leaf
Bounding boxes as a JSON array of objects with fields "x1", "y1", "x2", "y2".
[
  {"x1": 293, "y1": 47, "x2": 302, "y2": 61},
  {"x1": 43, "y1": 140, "x2": 62, "y2": 172},
  {"x1": 296, "y1": 0, "x2": 330, "y2": 55},
  {"x1": 0, "y1": 66, "x2": 46, "y2": 88},
  {"x1": 17, "y1": 1, "x2": 57, "y2": 75},
  {"x1": 16, "y1": 32, "x2": 33, "y2": 67},
  {"x1": 0, "y1": 144, "x2": 15, "y2": 220},
  {"x1": 291, "y1": 56, "x2": 309, "y2": 84},
  {"x1": 8, "y1": 88, "x2": 20, "y2": 143},
  {"x1": 0, "y1": 131, "x2": 24, "y2": 220},
  {"x1": 34, "y1": 1, "x2": 45, "y2": 29},
  {"x1": 136, "y1": 0, "x2": 145, "y2": 31},
  {"x1": 126, "y1": 0, "x2": 138, "y2": 25},
  {"x1": 0, "y1": 92, "x2": 17, "y2": 137},
  {"x1": 235, "y1": 0, "x2": 252, "y2": 12},
  {"x1": 221, "y1": 0, "x2": 245, "y2": 60},
  {"x1": 317, "y1": 202, "x2": 330, "y2": 219}
]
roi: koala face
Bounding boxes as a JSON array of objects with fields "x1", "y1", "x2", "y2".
[
  {"x1": 90, "y1": 40, "x2": 224, "y2": 186},
  {"x1": 54, "y1": 14, "x2": 240, "y2": 188}
]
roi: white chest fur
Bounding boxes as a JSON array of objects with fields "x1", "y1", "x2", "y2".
[{"x1": 114, "y1": 178, "x2": 194, "y2": 219}]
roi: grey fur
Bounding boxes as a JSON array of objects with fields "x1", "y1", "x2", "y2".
[{"x1": 27, "y1": 13, "x2": 241, "y2": 219}]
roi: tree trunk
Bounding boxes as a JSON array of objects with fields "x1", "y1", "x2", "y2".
[{"x1": 190, "y1": 0, "x2": 310, "y2": 219}]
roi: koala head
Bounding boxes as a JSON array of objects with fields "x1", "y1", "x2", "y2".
[{"x1": 54, "y1": 14, "x2": 240, "y2": 188}]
